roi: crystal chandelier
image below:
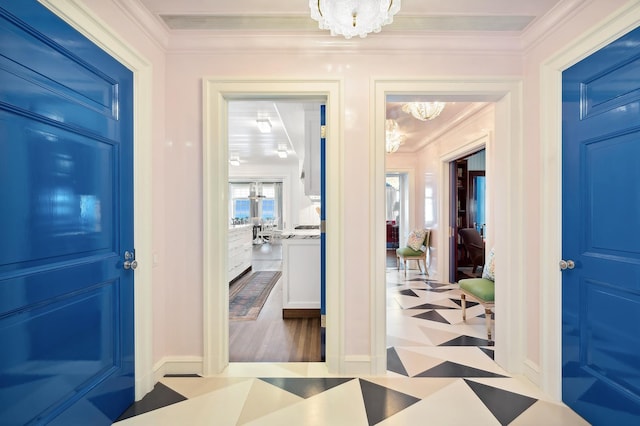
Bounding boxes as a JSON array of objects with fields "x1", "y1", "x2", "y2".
[
  {"x1": 402, "y1": 102, "x2": 446, "y2": 121},
  {"x1": 309, "y1": 0, "x2": 401, "y2": 39},
  {"x1": 385, "y1": 119, "x2": 403, "y2": 153}
]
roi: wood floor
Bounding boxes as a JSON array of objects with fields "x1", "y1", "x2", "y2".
[{"x1": 229, "y1": 243, "x2": 321, "y2": 362}]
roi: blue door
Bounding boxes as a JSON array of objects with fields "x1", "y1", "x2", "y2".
[
  {"x1": 320, "y1": 104, "x2": 326, "y2": 361},
  {"x1": 562, "y1": 26, "x2": 640, "y2": 425},
  {"x1": 0, "y1": 1, "x2": 135, "y2": 424}
]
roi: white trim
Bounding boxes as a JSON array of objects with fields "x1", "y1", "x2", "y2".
[
  {"x1": 202, "y1": 79, "x2": 344, "y2": 376},
  {"x1": 112, "y1": 0, "x2": 170, "y2": 50},
  {"x1": 40, "y1": 0, "x2": 155, "y2": 401},
  {"x1": 342, "y1": 355, "x2": 375, "y2": 376},
  {"x1": 167, "y1": 32, "x2": 523, "y2": 55},
  {"x1": 523, "y1": 358, "x2": 541, "y2": 387},
  {"x1": 152, "y1": 357, "x2": 204, "y2": 383},
  {"x1": 521, "y1": 0, "x2": 589, "y2": 53},
  {"x1": 539, "y1": 1, "x2": 640, "y2": 401},
  {"x1": 372, "y1": 78, "x2": 524, "y2": 376}
]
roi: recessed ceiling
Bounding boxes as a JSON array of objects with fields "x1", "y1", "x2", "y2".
[
  {"x1": 138, "y1": 0, "x2": 563, "y2": 34},
  {"x1": 160, "y1": 15, "x2": 535, "y2": 32}
]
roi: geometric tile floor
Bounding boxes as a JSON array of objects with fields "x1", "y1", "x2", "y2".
[{"x1": 114, "y1": 263, "x2": 589, "y2": 425}]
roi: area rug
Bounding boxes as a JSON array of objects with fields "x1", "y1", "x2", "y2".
[{"x1": 229, "y1": 271, "x2": 281, "y2": 321}]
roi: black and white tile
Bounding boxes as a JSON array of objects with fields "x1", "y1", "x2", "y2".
[{"x1": 113, "y1": 258, "x2": 587, "y2": 425}]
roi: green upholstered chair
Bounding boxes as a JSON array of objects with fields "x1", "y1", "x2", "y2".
[
  {"x1": 396, "y1": 229, "x2": 430, "y2": 277},
  {"x1": 458, "y1": 248, "x2": 495, "y2": 341}
]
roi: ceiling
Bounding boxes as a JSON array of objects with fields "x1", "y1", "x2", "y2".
[
  {"x1": 138, "y1": 0, "x2": 563, "y2": 33},
  {"x1": 135, "y1": 0, "x2": 563, "y2": 165}
]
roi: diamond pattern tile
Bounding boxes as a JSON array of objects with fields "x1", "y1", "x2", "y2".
[
  {"x1": 359, "y1": 379, "x2": 420, "y2": 425},
  {"x1": 465, "y1": 379, "x2": 537, "y2": 425},
  {"x1": 112, "y1": 265, "x2": 585, "y2": 425}
]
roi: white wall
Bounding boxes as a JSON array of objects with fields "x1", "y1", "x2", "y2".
[
  {"x1": 163, "y1": 52, "x2": 521, "y2": 358},
  {"x1": 72, "y1": 0, "x2": 633, "y2": 384}
]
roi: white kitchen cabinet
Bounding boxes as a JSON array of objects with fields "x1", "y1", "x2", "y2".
[
  {"x1": 302, "y1": 104, "x2": 321, "y2": 197},
  {"x1": 228, "y1": 225, "x2": 252, "y2": 283},
  {"x1": 281, "y1": 237, "x2": 320, "y2": 310}
]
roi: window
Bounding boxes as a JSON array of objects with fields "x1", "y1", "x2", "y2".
[
  {"x1": 425, "y1": 185, "x2": 435, "y2": 226},
  {"x1": 229, "y1": 183, "x2": 250, "y2": 220},
  {"x1": 260, "y1": 184, "x2": 275, "y2": 221},
  {"x1": 385, "y1": 175, "x2": 400, "y2": 222},
  {"x1": 424, "y1": 173, "x2": 438, "y2": 228},
  {"x1": 229, "y1": 182, "x2": 280, "y2": 223}
]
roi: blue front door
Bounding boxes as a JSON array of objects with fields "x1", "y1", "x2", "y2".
[
  {"x1": 562, "y1": 26, "x2": 640, "y2": 425},
  {"x1": 0, "y1": 1, "x2": 135, "y2": 424}
]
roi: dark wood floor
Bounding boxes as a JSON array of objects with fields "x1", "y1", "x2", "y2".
[{"x1": 229, "y1": 247, "x2": 321, "y2": 362}]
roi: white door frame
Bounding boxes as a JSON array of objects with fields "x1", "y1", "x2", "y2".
[
  {"x1": 371, "y1": 79, "x2": 524, "y2": 375},
  {"x1": 202, "y1": 79, "x2": 344, "y2": 375},
  {"x1": 40, "y1": 0, "x2": 155, "y2": 400},
  {"x1": 539, "y1": 3, "x2": 640, "y2": 400}
]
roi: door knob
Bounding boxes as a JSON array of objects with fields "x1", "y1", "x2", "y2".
[
  {"x1": 559, "y1": 259, "x2": 575, "y2": 270},
  {"x1": 124, "y1": 259, "x2": 138, "y2": 270},
  {"x1": 123, "y1": 250, "x2": 138, "y2": 270}
]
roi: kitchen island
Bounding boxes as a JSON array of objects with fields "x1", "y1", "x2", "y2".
[
  {"x1": 278, "y1": 228, "x2": 321, "y2": 318},
  {"x1": 228, "y1": 225, "x2": 252, "y2": 283}
]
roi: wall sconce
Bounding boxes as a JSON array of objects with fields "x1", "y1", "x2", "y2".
[{"x1": 256, "y1": 118, "x2": 272, "y2": 133}]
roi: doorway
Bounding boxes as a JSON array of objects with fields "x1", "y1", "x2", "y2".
[
  {"x1": 385, "y1": 172, "x2": 409, "y2": 266},
  {"x1": 202, "y1": 79, "x2": 343, "y2": 375},
  {"x1": 226, "y1": 98, "x2": 322, "y2": 362},
  {"x1": 450, "y1": 149, "x2": 487, "y2": 282},
  {"x1": 374, "y1": 79, "x2": 524, "y2": 375}
]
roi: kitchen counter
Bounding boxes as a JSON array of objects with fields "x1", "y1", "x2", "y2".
[{"x1": 278, "y1": 228, "x2": 321, "y2": 239}]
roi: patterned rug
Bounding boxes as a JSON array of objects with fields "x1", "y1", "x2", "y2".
[{"x1": 229, "y1": 271, "x2": 281, "y2": 321}]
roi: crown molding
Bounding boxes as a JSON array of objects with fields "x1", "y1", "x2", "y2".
[
  {"x1": 112, "y1": 0, "x2": 170, "y2": 51},
  {"x1": 520, "y1": 0, "x2": 589, "y2": 52},
  {"x1": 165, "y1": 31, "x2": 523, "y2": 55}
]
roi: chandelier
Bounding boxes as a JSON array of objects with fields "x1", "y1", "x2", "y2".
[
  {"x1": 402, "y1": 102, "x2": 446, "y2": 121},
  {"x1": 385, "y1": 119, "x2": 403, "y2": 153},
  {"x1": 309, "y1": 0, "x2": 401, "y2": 39}
]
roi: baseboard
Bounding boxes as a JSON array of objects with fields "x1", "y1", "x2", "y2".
[
  {"x1": 523, "y1": 358, "x2": 541, "y2": 387},
  {"x1": 342, "y1": 355, "x2": 374, "y2": 375},
  {"x1": 152, "y1": 356, "x2": 204, "y2": 383},
  {"x1": 282, "y1": 308, "x2": 321, "y2": 318},
  {"x1": 229, "y1": 266, "x2": 252, "y2": 285}
]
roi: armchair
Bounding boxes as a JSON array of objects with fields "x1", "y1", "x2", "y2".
[
  {"x1": 396, "y1": 229, "x2": 430, "y2": 277},
  {"x1": 458, "y1": 228, "x2": 485, "y2": 274}
]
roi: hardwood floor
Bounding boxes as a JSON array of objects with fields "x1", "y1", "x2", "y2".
[{"x1": 229, "y1": 243, "x2": 321, "y2": 362}]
